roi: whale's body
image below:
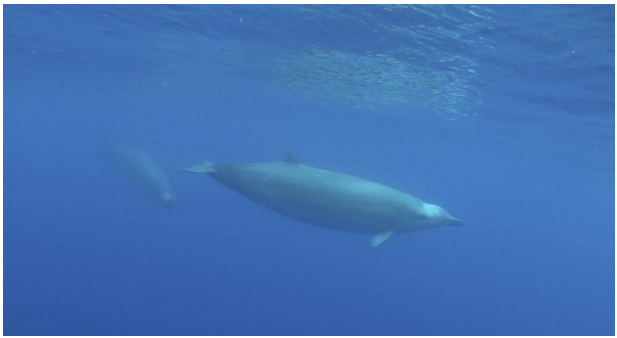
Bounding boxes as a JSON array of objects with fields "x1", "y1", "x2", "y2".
[
  {"x1": 186, "y1": 155, "x2": 460, "y2": 246},
  {"x1": 105, "y1": 146, "x2": 176, "y2": 207}
]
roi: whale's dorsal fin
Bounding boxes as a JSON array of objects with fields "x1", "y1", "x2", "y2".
[
  {"x1": 285, "y1": 153, "x2": 299, "y2": 164},
  {"x1": 370, "y1": 231, "x2": 394, "y2": 247}
]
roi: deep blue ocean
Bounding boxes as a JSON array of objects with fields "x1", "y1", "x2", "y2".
[{"x1": 3, "y1": 5, "x2": 615, "y2": 336}]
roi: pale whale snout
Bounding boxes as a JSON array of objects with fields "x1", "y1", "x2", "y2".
[
  {"x1": 160, "y1": 193, "x2": 177, "y2": 207},
  {"x1": 448, "y1": 217, "x2": 463, "y2": 225},
  {"x1": 422, "y1": 204, "x2": 462, "y2": 226}
]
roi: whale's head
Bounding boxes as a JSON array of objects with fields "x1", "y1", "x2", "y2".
[
  {"x1": 421, "y1": 203, "x2": 462, "y2": 225},
  {"x1": 160, "y1": 192, "x2": 177, "y2": 207}
]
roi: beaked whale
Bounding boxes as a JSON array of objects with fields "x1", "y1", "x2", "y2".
[
  {"x1": 184, "y1": 154, "x2": 461, "y2": 246},
  {"x1": 104, "y1": 145, "x2": 176, "y2": 207}
]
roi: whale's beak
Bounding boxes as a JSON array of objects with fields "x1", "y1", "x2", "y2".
[{"x1": 449, "y1": 217, "x2": 463, "y2": 225}]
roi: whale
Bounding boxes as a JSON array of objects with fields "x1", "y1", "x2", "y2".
[
  {"x1": 184, "y1": 154, "x2": 461, "y2": 246},
  {"x1": 103, "y1": 145, "x2": 176, "y2": 207}
]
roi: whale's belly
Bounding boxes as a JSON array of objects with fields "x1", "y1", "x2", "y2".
[{"x1": 210, "y1": 162, "x2": 422, "y2": 234}]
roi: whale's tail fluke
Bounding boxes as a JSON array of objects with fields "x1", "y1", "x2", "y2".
[{"x1": 183, "y1": 161, "x2": 215, "y2": 174}]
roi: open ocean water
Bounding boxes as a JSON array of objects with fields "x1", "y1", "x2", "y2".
[{"x1": 3, "y1": 4, "x2": 615, "y2": 336}]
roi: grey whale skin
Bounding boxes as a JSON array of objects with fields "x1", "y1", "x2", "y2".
[
  {"x1": 104, "y1": 146, "x2": 176, "y2": 207},
  {"x1": 185, "y1": 154, "x2": 461, "y2": 247}
]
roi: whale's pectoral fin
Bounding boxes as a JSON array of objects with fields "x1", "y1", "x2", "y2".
[
  {"x1": 370, "y1": 231, "x2": 394, "y2": 247},
  {"x1": 183, "y1": 161, "x2": 215, "y2": 174}
]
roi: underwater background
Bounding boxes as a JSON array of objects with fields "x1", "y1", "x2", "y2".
[{"x1": 3, "y1": 4, "x2": 615, "y2": 335}]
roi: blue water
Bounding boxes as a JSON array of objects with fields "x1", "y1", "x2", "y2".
[{"x1": 4, "y1": 5, "x2": 615, "y2": 335}]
